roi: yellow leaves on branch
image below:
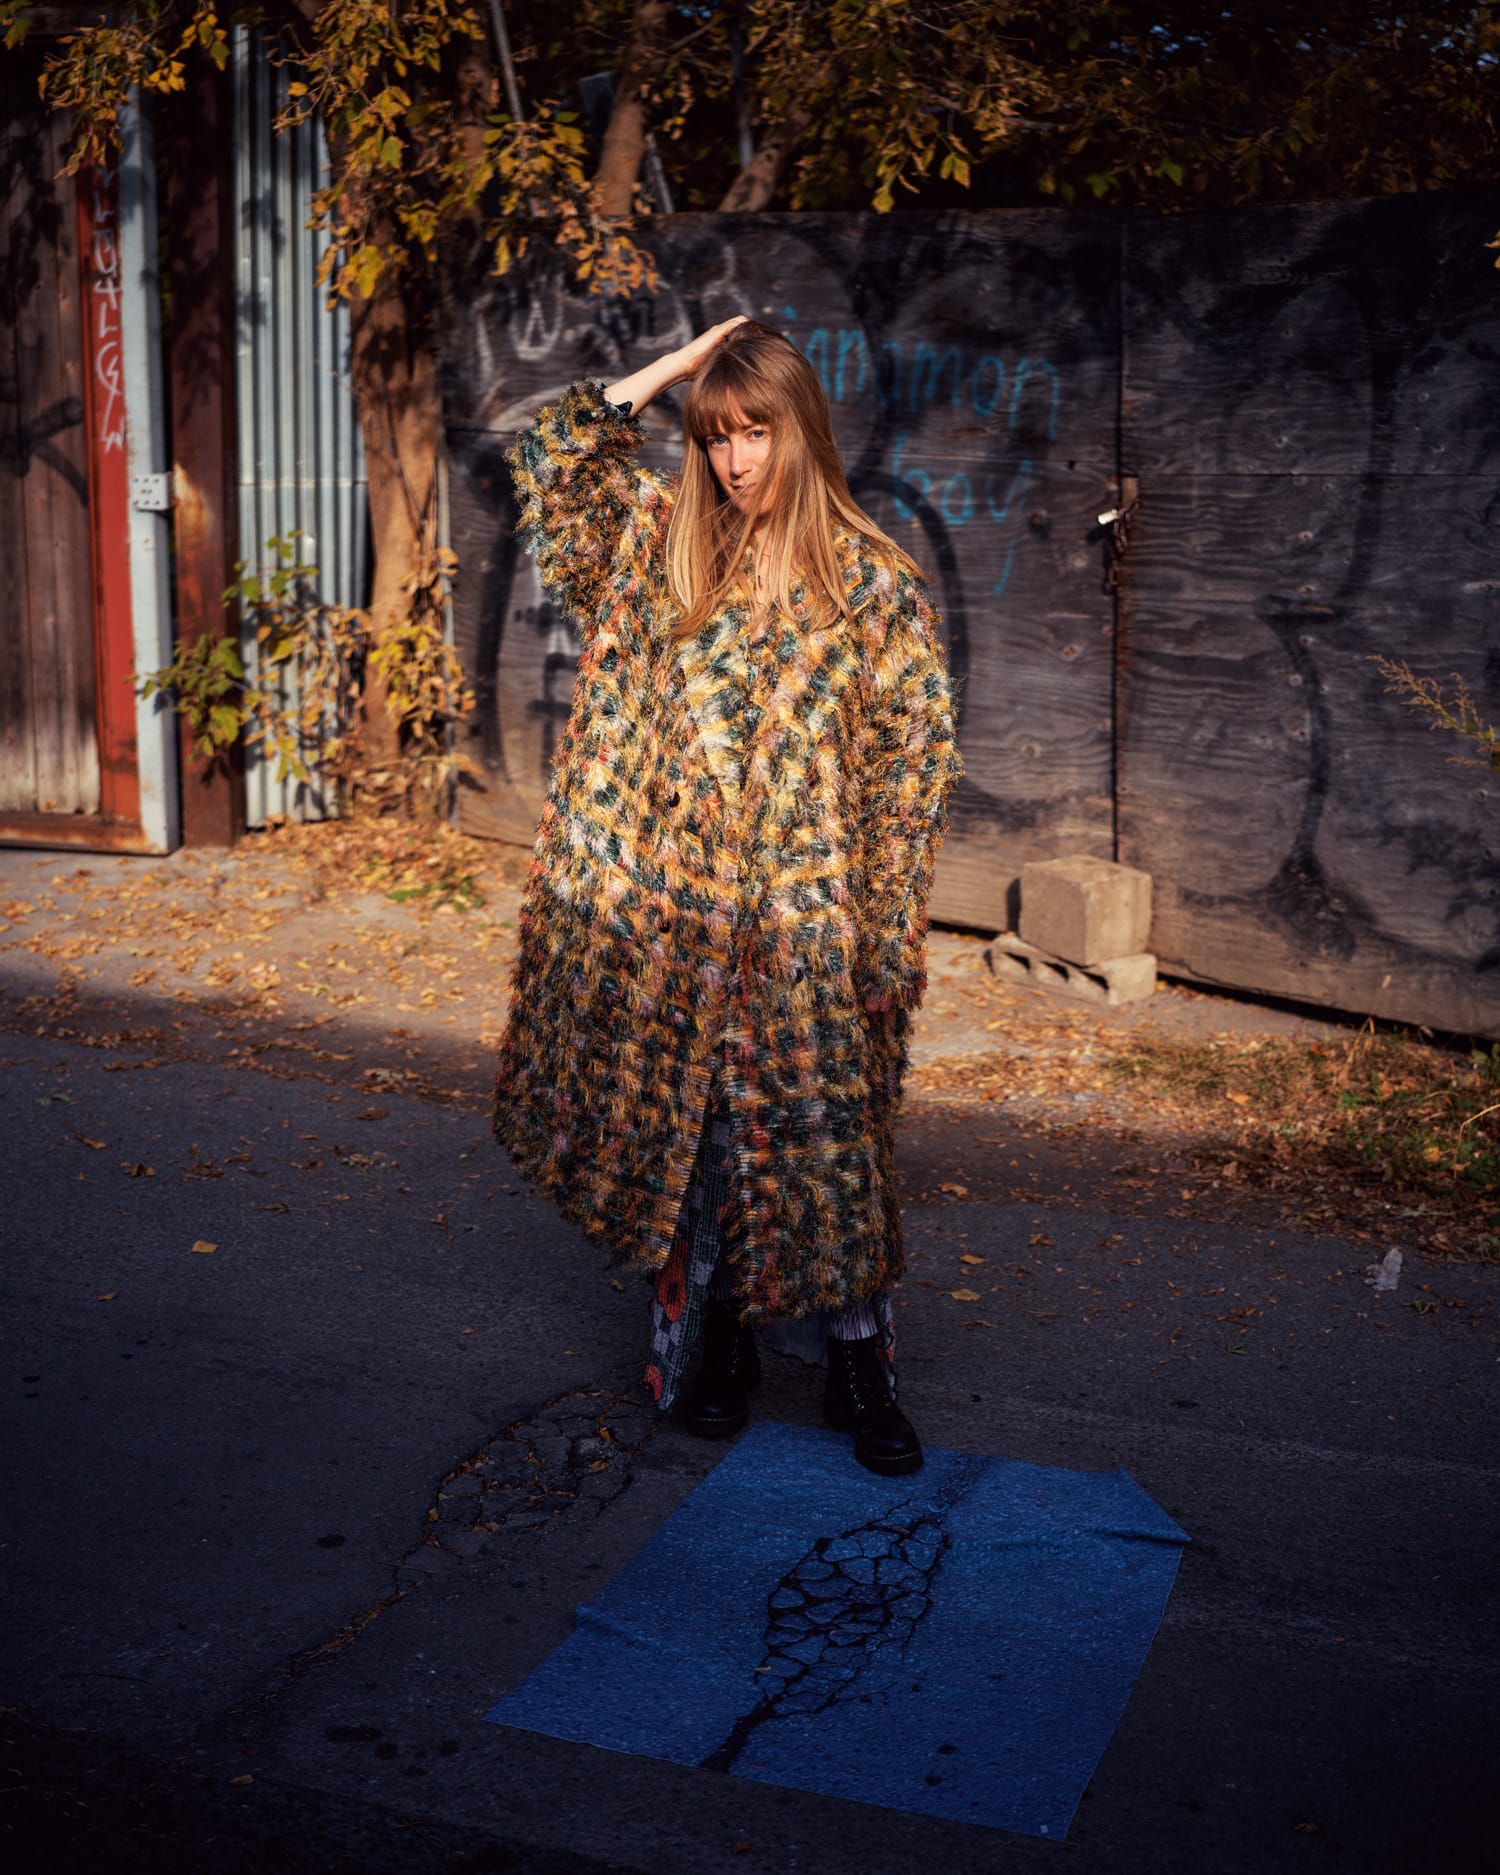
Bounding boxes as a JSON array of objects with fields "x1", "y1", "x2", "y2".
[
  {"x1": 31, "y1": 1, "x2": 649, "y2": 304},
  {"x1": 476, "y1": 108, "x2": 655, "y2": 298},
  {"x1": 138, "y1": 517, "x2": 478, "y2": 813},
  {"x1": 0, "y1": 2, "x2": 30, "y2": 55},
  {"x1": 368, "y1": 539, "x2": 478, "y2": 802},
  {"x1": 291, "y1": 0, "x2": 483, "y2": 110},
  {"x1": 1372, "y1": 656, "x2": 1500, "y2": 774},
  {"x1": 37, "y1": 3, "x2": 228, "y2": 173},
  {"x1": 288, "y1": 35, "x2": 653, "y2": 305}
]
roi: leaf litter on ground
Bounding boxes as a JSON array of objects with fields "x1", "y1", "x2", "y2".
[{"x1": 3, "y1": 821, "x2": 1496, "y2": 1266}]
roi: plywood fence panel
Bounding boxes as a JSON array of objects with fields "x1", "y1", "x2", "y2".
[
  {"x1": 1120, "y1": 192, "x2": 1500, "y2": 1036},
  {"x1": 1122, "y1": 192, "x2": 1500, "y2": 480},
  {"x1": 443, "y1": 190, "x2": 1499, "y2": 1035},
  {"x1": 442, "y1": 210, "x2": 1123, "y2": 934},
  {"x1": 1118, "y1": 472, "x2": 1499, "y2": 1034}
]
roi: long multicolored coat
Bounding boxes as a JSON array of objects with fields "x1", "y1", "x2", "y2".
[{"x1": 493, "y1": 378, "x2": 963, "y2": 1324}]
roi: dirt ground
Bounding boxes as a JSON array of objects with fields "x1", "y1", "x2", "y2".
[{"x1": 2, "y1": 819, "x2": 1491, "y2": 1272}]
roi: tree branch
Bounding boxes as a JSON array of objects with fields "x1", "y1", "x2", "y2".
[
  {"x1": 718, "y1": 97, "x2": 813, "y2": 212},
  {"x1": 594, "y1": 0, "x2": 673, "y2": 218}
]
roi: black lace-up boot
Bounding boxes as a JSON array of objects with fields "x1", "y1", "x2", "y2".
[
  {"x1": 681, "y1": 1299, "x2": 761, "y2": 1438},
  {"x1": 823, "y1": 1334, "x2": 923, "y2": 1476}
]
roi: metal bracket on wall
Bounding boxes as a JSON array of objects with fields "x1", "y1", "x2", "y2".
[{"x1": 129, "y1": 472, "x2": 173, "y2": 513}]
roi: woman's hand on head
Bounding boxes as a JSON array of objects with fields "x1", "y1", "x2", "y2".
[
  {"x1": 674, "y1": 316, "x2": 748, "y2": 381},
  {"x1": 605, "y1": 318, "x2": 747, "y2": 419},
  {"x1": 603, "y1": 317, "x2": 746, "y2": 420}
]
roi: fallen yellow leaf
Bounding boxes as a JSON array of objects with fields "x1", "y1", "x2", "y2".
[
  {"x1": 939, "y1": 1181, "x2": 969, "y2": 1197},
  {"x1": 80, "y1": 1136, "x2": 106, "y2": 1150},
  {"x1": 950, "y1": 1287, "x2": 982, "y2": 1302},
  {"x1": 97, "y1": 1291, "x2": 118, "y2": 1301},
  {"x1": 191, "y1": 1240, "x2": 219, "y2": 1255},
  {"x1": 960, "y1": 1253, "x2": 985, "y2": 1265}
]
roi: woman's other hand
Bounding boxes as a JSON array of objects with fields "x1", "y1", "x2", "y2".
[{"x1": 863, "y1": 991, "x2": 895, "y2": 1013}]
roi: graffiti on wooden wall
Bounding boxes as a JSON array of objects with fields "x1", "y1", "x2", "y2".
[
  {"x1": 442, "y1": 196, "x2": 1500, "y2": 1034},
  {"x1": 443, "y1": 211, "x2": 1123, "y2": 930}
]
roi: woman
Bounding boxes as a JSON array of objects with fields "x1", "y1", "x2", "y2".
[{"x1": 494, "y1": 317, "x2": 961, "y2": 1476}]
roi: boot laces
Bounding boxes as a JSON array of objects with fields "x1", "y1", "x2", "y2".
[{"x1": 835, "y1": 1338, "x2": 892, "y2": 1421}]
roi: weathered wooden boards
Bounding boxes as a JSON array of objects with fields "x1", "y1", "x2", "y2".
[
  {"x1": 0, "y1": 58, "x2": 99, "y2": 819},
  {"x1": 1119, "y1": 193, "x2": 1500, "y2": 1035},
  {"x1": 441, "y1": 193, "x2": 1500, "y2": 1035},
  {"x1": 442, "y1": 211, "x2": 1123, "y2": 931}
]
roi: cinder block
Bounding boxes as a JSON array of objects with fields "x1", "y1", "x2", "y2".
[
  {"x1": 985, "y1": 936, "x2": 1157, "y2": 1007},
  {"x1": 1018, "y1": 855, "x2": 1152, "y2": 967}
]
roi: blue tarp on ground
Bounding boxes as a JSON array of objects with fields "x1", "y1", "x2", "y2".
[{"x1": 487, "y1": 1422, "x2": 1188, "y2": 1840}]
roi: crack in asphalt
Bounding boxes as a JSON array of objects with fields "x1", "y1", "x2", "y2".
[
  {"x1": 399, "y1": 1387, "x2": 663, "y2": 1585},
  {"x1": 204, "y1": 1388, "x2": 664, "y2": 1738}
]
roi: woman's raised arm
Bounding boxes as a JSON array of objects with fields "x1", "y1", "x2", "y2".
[
  {"x1": 604, "y1": 315, "x2": 747, "y2": 416},
  {"x1": 505, "y1": 317, "x2": 748, "y2": 635}
]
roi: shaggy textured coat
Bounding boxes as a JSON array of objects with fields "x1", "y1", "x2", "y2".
[{"x1": 493, "y1": 378, "x2": 962, "y2": 1323}]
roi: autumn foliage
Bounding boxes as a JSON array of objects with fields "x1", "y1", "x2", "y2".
[{"x1": 4, "y1": 2, "x2": 1497, "y2": 817}]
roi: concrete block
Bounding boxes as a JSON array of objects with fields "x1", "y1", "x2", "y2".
[
  {"x1": 1018, "y1": 855, "x2": 1152, "y2": 967},
  {"x1": 985, "y1": 935, "x2": 1158, "y2": 1007}
]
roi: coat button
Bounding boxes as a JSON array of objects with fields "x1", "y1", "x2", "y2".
[{"x1": 667, "y1": 789, "x2": 680, "y2": 808}]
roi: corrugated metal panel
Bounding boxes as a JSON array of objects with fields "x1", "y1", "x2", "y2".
[
  {"x1": 119, "y1": 93, "x2": 180, "y2": 851},
  {"x1": 232, "y1": 26, "x2": 368, "y2": 825}
]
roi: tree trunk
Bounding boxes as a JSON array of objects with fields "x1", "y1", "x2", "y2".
[
  {"x1": 348, "y1": 256, "x2": 441, "y2": 789},
  {"x1": 595, "y1": 0, "x2": 674, "y2": 216},
  {"x1": 332, "y1": 14, "x2": 495, "y2": 814},
  {"x1": 450, "y1": 27, "x2": 496, "y2": 228},
  {"x1": 719, "y1": 100, "x2": 813, "y2": 212}
]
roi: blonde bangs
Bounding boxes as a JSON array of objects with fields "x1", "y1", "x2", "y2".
[{"x1": 681, "y1": 367, "x2": 775, "y2": 445}]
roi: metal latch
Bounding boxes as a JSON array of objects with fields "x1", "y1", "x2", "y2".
[
  {"x1": 1102, "y1": 473, "x2": 1139, "y2": 595},
  {"x1": 130, "y1": 473, "x2": 173, "y2": 513}
]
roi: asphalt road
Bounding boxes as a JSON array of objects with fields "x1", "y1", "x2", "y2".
[{"x1": 2, "y1": 1018, "x2": 1496, "y2": 1873}]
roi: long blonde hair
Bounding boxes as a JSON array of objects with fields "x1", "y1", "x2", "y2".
[{"x1": 665, "y1": 321, "x2": 919, "y2": 639}]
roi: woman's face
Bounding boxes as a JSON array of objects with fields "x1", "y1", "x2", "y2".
[{"x1": 704, "y1": 405, "x2": 775, "y2": 522}]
